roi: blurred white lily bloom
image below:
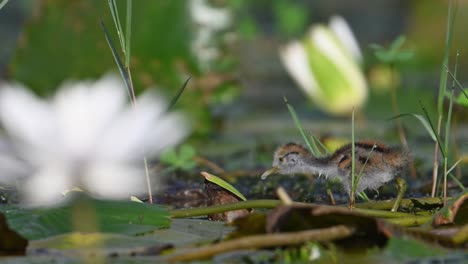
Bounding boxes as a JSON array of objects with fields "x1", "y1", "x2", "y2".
[
  {"x1": 279, "y1": 15, "x2": 367, "y2": 115},
  {"x1": 328, "y1": 16, "x2": 362, "y2": 62},
  {"x1": 190, "y1": 0, "x2": 231, "y2": 69},
  {"x1": 0, "y1": 139, "x2": 29, "y2": 184},
  {"x1": 0, "y1": 75, "x2": 189, "y2": 206}
]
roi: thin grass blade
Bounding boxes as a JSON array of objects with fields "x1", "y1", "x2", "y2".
[
  {"x1": 167, "y1": 76, "x2": 191, "y2": 111},
  {"x1": 124, "y1": 0, "x2": 132, "y2": 67},
  {"x1": 355, "y1": 145, "x2": 376, "y2": 187},
  {"x1": 437, "y1": 0, "x2": 458, "y2": 113},
  {"x1": 444, "y1": 87, "x2": 454, "y2": 153},
  {"x1": 449, "y1": 173, "x2": 466, "y2": 191},
  {"x1": 284, "y1": 97, "x2": 318, "y2": 155},
  {"x1": 308, "y1": 132, "x2": 330, "y2": 155},
  {"x1": 390, "y1": 113, "x2": 437, "y2": 143},
  {"x1": 0, "y1": 0, "x2": 9, "y2": 10},
  {"x1": 351, "y1": 109, "x2": 356, "y2": 192},
  {"x1": 444, "y1": 65, "x2": 468, "y2": 100},
  {"x1": 420, "y1": 103, "x2": 446, "y2": 158},
  {"x1": 357, "y1": 191, "x2": 370, "y2": 201},
  {"x1": 446, "y1": 158, "x2": 462, "y2": 176},
  {"x1": 108, "y1": 0, "x2": 126, "y2": 52}
]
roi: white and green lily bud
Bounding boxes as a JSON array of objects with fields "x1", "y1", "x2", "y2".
[{"x1": 280, "y1": 16, "x2": 367, "y2": 115}]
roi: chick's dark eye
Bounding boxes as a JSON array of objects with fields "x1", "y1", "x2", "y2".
[{"x1": 279, "y1": 157, "x2": 284, "y2": 162}]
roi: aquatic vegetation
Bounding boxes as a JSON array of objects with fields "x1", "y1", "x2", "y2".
[
  {"x1": 0, "y1": 75, "x2": 189, "y2": 206},
  {"x1": 279, "y1": 16, "x2": 367, "y2": 115},
  {"x1": 0, "y1": 0, "x2": 465, "y2": 262}
]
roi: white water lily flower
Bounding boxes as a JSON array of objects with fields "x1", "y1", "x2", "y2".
[
  {"x1": 328, "y1": 16, "x2": 362, "y2": 63},
  {"x1": 0, "y1": 75, "x2": 189, "y2": 207},
  {"x1": 279, "y1": 15, "x2": 367, "y2": 115},
  {"x1": 0, "y1": 138, "x2": 29, "y2": 184}
]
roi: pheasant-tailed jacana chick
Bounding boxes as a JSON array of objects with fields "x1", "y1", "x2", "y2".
[{"x1": 261, "y1": 141, "x2": 410, "y2": 211}]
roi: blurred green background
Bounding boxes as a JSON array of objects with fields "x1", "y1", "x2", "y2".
[{"x1": 0, "y1": 0, "x2": 467, "y2": 139}]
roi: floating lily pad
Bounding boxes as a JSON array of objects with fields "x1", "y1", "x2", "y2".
[{"x1": 0, "y1": 196, "x2": 170, "y2": 240}]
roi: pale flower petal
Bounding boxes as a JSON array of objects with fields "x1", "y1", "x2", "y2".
[
  {"x1": 0, "y1": 139, "x2": 29, "y2": 184},
  {"x1": 279, "y1": 41, "x2": 319, "y2": 98},
  {"x1": 0, "y1": 84, "x2": 57, "y2": 162},
  {"x1": 280, "y1": 16, "x2": 368, "y2": 115},
  {"x1": 21, "y1": 163, "x2": 73, "y2": 207},
  {"x1": 307, "y1": 25, "x2": 367, "y2": 114},
  {"x1": 329, "y1": 15, "x2": 362, "y2": 62},
  {"x1": 190, "y1": 0, "x2": 231, "y2": 30},
  {"x1": 82, "y1": 163, "x2": 147, "y2": 199},
  {"x1": 190, "y1": 0, "x2": 231, "y2": 68},
  {"x1": 146, "y1": 113, "x2": 190, "y2": 156},
  {"x1": 54, "y1": 75, "x2": 127, "y2": 159},
  {"x1": 0, "y1": 74, "x2": 189, "y2": 207},
  {"x1": 0, "y1": 154, "x2": 28, "y2": 184},
  {"x1": 95, "y1": 92, "x2": 167, "y2": 161}
]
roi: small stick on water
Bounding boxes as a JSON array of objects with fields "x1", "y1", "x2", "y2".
[
  {"x1": 144, "y1": 158, "x2": 152, "y2": 204},
  {"x1": 326, "y1": 186, "x2": 336, "y2": 205},
  {"x1": 276, "y1": 187, "x2": 293, "y2": 205},
  {"x1": 165, "y1": 225, "x2": 354, "y2": 262}
]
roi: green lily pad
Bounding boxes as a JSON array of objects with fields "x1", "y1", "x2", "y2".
[
  {"x1": 0, "y1": 196, "x2": 170, "y2": 240},
  {"x1": 29, "y1": 218, "x2": 230, "y2": 250}
]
